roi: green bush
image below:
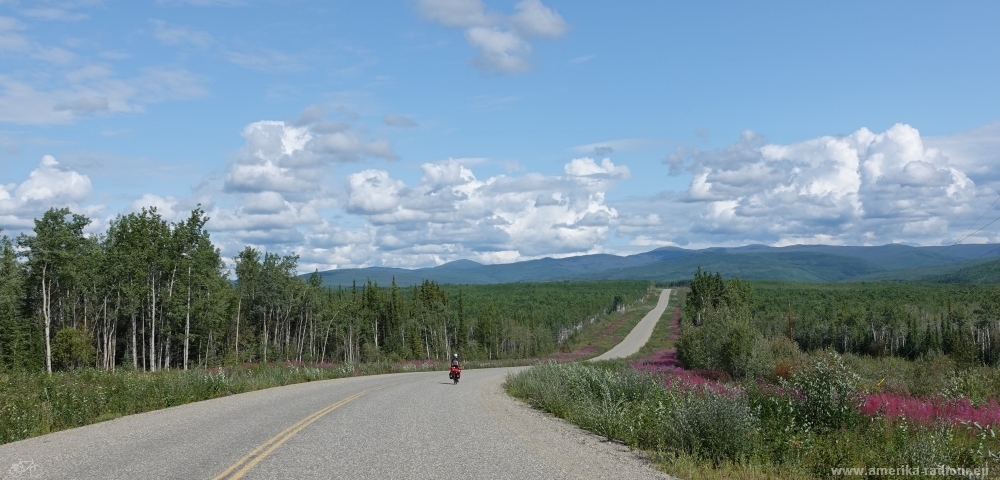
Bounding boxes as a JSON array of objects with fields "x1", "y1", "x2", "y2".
[
  {"x1": 675, "y1": 323, "x2": 707, "y2": 370},
  {"x1": 52, "y1": 327, "x2": 95, "y2": 370},
  {"x1": 782, "y1": 351, "x2": 862, "y2": 431},
  {"x1": 676, "y1": 305, "x2": 773, "y2": 379},
  {"x1": 664, "y1": 387, "x2": 760, "y2": 464},
  {"x1": 722, "y1": 321, "x2": 773, "y2": 380},
  {"x1": 769, "y1": 335, "x2": 801, "y2": 363}
]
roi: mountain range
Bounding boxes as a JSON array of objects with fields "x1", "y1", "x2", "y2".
[{"x1": 313, "y1": 244, "x2": 1000, "y2": 287}]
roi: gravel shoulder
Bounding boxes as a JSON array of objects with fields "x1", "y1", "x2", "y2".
[{"x1": 478, "y1": 372, "x2": 673, "y2": 480}]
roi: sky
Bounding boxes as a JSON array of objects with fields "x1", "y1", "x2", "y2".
[{"x1": 1, "y1": 0, "x2": 999, "y2": 272}]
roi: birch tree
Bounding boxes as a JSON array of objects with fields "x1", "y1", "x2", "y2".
[{"x1": 18, "y1": 208, "x2": 90, "y2": 374}]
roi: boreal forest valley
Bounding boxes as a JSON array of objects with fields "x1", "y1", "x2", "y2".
[{"x1": 3, "y1": 207, "x2": 1000, "y2": 478}]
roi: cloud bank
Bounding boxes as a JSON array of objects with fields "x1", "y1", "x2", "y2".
[
  {"x1": 326, "y1": 157, "x2": 621, "y2": 267},
  {"x1": 3, "y1": 122, "x2": 998, "y2": 272},
  {"x1": 641, "y1": 123, "x2": 995, "y2": 248}
]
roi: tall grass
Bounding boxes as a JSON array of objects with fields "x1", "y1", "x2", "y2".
[{"x1": 505, "y1": 361, "x2": 1000, "y2": 479}]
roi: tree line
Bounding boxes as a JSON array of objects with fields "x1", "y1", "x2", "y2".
[
  {"x1": 679, "y1": 268, "x2": 1000, "y2": 370},
  {"x1": 0, "y1": 207, "x2": 650, "y2": 373}
]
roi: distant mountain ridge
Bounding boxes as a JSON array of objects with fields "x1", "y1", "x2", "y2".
[{"x1": 312, "y1": 244, "x2": 1000, "y2": 287}]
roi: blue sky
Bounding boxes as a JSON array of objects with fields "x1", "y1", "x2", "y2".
[{"x1": 1, "y1": 0, "x2": 999, "y2": 271}]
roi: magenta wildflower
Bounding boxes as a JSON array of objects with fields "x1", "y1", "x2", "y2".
[{"x1": 862, "y1": 392, "x2": 1000, "y2": 427}]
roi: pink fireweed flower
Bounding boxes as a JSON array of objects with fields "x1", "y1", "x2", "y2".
[
  {"x1": 862, "y1": 393, "x2": 1000, "y2": 427},
  {"x1": 632, "y1": 350, "x2": 739, "y2": 396}
]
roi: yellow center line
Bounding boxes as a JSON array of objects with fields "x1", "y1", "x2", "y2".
[{"x1": 212, "y1": 388, "x2": 375, "y2": 480}]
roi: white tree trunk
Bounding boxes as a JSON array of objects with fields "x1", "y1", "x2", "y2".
[
  {"x1": 184, "y1": 266, "x2": 191, "y2": 370},
  {"x1": 149, "y1": 276, "x2": 156, "y2": 372},
  {"x1": 235, "y1": 296, "x2": 241, "y2": 360},
  {"x1": 42, "y1": 265, "x2": 52, "y2": 374}
]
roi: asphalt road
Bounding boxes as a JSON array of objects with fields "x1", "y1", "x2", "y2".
[
  {"x1": 589, "y1": 289, "x2": 672, "y2": 362},
  {"x1": 0, "y1": 369, "x2": 671, "y2": 479}
]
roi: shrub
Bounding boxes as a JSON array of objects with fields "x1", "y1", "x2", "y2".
[
  {"x1": 676, "y1": 323, "x2": 707, "y2": 370},
  {"x1": 677, "y1": 305, "x2": 773, "y2": 379},
  {"x1": 723, "y1": 324, "x2": 773, "y2": 380},
  {"x1": 52, "y1": 327, "x2": 95, "y2": 370},
  {"x1": 782, "y1": 351, "x2": 863, "y2": 431},
  {"x1": 769, "y1": 335, "x2": 801, "y2": 380},
  {"x1": 769, "y1": 335, "x2": 801, "y2": 363},
  {"x1": 504, "y1": 361, "x2": 575, "y2": 418},
  {"x1": 910, "y1": 352, "x2": 958, "y2": 398},
  {"x1": 664, "y1": 387, "x2": 760, "y2": 464}
]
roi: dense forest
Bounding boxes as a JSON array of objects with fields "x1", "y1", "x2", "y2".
[
  {"x1": 0, "y1": 207, "x2": 650, "y2": 373},
  {"x1": 682, "y1": 268, "x2": 1000, "y2": 369}
]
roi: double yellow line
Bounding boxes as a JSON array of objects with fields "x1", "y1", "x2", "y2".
[{"x1": 212, "y1": 389, "x2": 370, "y2": 480}]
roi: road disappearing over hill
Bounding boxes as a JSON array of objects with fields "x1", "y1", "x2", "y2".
[{"x1": 589, "y1": 289, "x2": 672, "y2": 361}]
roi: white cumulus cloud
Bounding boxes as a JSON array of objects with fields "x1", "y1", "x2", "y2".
[
  {"x1": 331, "y1": 158, "x2": 624, "y2": 267},
  {"x1": 224, "y1": 117, "x2": 398, "y2": 196},
  {"x1": 417, "y1": 0, "x2": 567, "y2": 74},
  {"x1": 346, "y1": 169, "x2": 406, "y2": 215},
  {"x1": 640, "y1": 123, "x2": 994, "y2": 248},
  {"x1": 0, "y1": 155, "x2": 94, "y2": 229}
]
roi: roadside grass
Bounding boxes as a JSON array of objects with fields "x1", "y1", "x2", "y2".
[
  {"x1": 504, "y1": 360, "x2": 1000, "y2": 479},
  {"x1": 651, "y1": 452, "x2": 807, "y2": 480},
  {"x1": 0, "y1": 357, "x2": 536, "y2": 446}
]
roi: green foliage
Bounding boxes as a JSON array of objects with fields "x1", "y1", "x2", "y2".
[
  {"x1": 0, "y1": 233, "x2": 39, "y2": 370},
  {"x1": 506, "y1": 362, "x2": 760, "y2": 464},
  {"x1": 683, "y1": 267, "x2": 755, "y2": 324},
  {"x1": 746, "y1": 281, "x2": 1000, "y2": 366},
  {"x1": 664, "y1": 387, "x2": 760, "y2": 464},
  {"x1": 675, "y1": 322, "x2": 706, "y2": 371},
  {"x1": 768, "y1": 335, "x2": 801, "y2": 363},
  {"x1": 17, "y1": 208, "x2": 91, "y2": 373},
  {"x1": 780, "y1": 351, "x2": 863, "y2": 431},
  {"x1": 720, "y1": 317, "x2": 772, "y2": 380},
  {"x1": 677, "y1": 277, "x2": 772, "y2": 379},
  {"x1": 684, "y1": 267, "x2": 724, "y2": 325},
  {"x1": 52, "y1": 328, "x2": 96, "y2": 370}
]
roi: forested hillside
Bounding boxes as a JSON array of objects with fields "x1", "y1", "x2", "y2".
[
  {"x1": 0, "y1": 207, "x2": 649, "y2": 373},
  {"x1": 681, "y1": 270, "x2": 1000, "y2": 366},
  {"x1": 748, "y1": 281, "x2": 1000, "y2": 363},
  {"x1": 315, "y1": 243, "x2": 1000, "y2": 286}
]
